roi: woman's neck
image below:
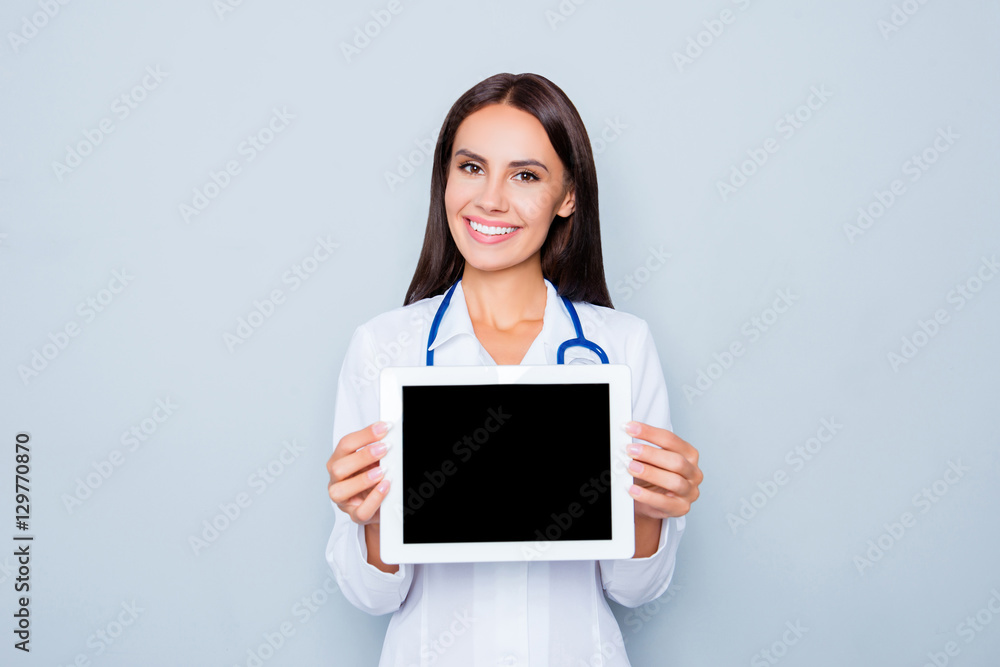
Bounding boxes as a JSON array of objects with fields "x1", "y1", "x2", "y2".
[{"x1": 461, "y1": 262, "x2": 547, "y2": 332}]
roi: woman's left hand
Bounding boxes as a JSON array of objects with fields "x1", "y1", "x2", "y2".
[{"x1": 624, "y1": 421, "x2": 703, "y2": 519}]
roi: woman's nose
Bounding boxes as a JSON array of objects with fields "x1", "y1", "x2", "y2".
[{"x1": 475, "y1": 175, "x2": 507, "y2": 212}]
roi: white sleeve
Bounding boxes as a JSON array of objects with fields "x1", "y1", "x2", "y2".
[
  {"x1": 599, "y1": 320, "x2": 686, "y2": 608},
  {"x1": 325, "y1": 323, "x2": 414, "y2": 616}
]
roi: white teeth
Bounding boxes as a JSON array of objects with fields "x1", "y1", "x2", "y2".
[{"x1": 469, "y1": 219, "x2": 516, "y2": 236}]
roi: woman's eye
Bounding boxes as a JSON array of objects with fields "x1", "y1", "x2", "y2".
[
  {"x1": 458, "y1": 161, "x2": 482, "y2": 175},
  {"x1": 457, "y1": 163, "x2": 538, "y2": 182}
]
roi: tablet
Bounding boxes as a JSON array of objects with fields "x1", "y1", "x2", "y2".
[{"x1": 378, "y1": 364, "x2": 634, "y2": 564}]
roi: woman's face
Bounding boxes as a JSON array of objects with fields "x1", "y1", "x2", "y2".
[{"x1": 444, "y1": 103, "x2": 575, "y2": 274}]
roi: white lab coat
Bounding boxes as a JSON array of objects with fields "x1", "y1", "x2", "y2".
[{"x1": 326, "y1": 277, "x2": 686, "y2": 666}]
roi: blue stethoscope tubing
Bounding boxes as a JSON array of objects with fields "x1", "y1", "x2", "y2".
[{"x1": 425, "y1": 278, "x2": 609, "y2": 366}]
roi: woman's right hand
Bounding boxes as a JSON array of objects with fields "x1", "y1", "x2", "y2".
[{"x1": 327, "y1": 421, "x2": 391, "y2": 525}]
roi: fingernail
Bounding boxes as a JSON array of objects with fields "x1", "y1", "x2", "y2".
[
  {"x1": 628, "y1": 484, "x2": 642, "y2": 497},
  {"x1": 624, "y1": 421, "x2": 640, "y2": 435},
  {"x1": 370, "y1": 443, "x2": 387, "y2": 456},
  {"x1": 376, "y1": 479, "x2": 389, "y2": 494},
  {"x1": 626, "y1": 444, "x2": 642, "y2": 456},
  {"x1": 373, "y1": 421, "x2": 389, "y2": 436},
  {"x1": 628, "y1": 460, "x2": 644, "y2": 474},
  {"x1": 368, "y1": 466, "x2": 384, "y2": 481}
]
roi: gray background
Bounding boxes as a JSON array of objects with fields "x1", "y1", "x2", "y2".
[{"x1": 2, "y1": 0, "x2": 999, "y2": 665}]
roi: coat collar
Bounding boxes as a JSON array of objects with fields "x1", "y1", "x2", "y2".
[{"x1": 426, "y1": 277, "x2": 587, "y2": 364}]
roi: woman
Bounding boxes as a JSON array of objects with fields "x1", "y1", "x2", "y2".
[{"x1": 326, "y1": 72, "x2": 703, "y2": 666}]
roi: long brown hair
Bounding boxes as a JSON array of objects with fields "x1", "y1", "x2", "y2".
[{"x1": 403, "y1": 72, "x2": 613, "y2": 309}]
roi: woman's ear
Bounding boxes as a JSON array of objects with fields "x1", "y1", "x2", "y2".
[{"x1": 557, "y1": 188, "x2": 576, "y2": 218}]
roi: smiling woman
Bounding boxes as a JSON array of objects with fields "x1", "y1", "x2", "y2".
[
  {"x1": 446, "y1": 105, "x2": 574, "y2": 263},
  {"x1": 406, "y1": 73, "x2": 607, "y2": 309},
  {"x1": 439, "y1": 103, "x2": 580, "y2": 364},
  {"x1": 325, "y1": 72, "x2": 703, "y2": 666}
]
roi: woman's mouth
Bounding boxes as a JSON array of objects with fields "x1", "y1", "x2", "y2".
[{"x1": 465, "y1": 217, "x2": 521, "y2": 244}]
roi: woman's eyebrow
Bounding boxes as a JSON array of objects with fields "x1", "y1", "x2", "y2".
[{"x1": 453, "y1": 148, "x2": 550, "y2": 174}]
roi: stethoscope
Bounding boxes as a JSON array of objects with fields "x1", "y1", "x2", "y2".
[{"x1": 425, "y1": 277, "x2": 609, "y2": 366}]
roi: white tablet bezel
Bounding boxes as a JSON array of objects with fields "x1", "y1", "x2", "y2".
[{"x1": 378, "y1": 364, "x2": 634, "y2": 564}]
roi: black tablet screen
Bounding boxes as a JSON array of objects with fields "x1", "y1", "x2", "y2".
[{"x1": 401, "y1": 383, "x2": 612, "y2": 544}]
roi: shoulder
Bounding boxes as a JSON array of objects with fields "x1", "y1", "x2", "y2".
[
  {"x1": 574, "y1": 301, "x2": 653, "y2": 345},
  {"x1": 348, "y1": 294, "x2": 441, "y2": 355}
]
